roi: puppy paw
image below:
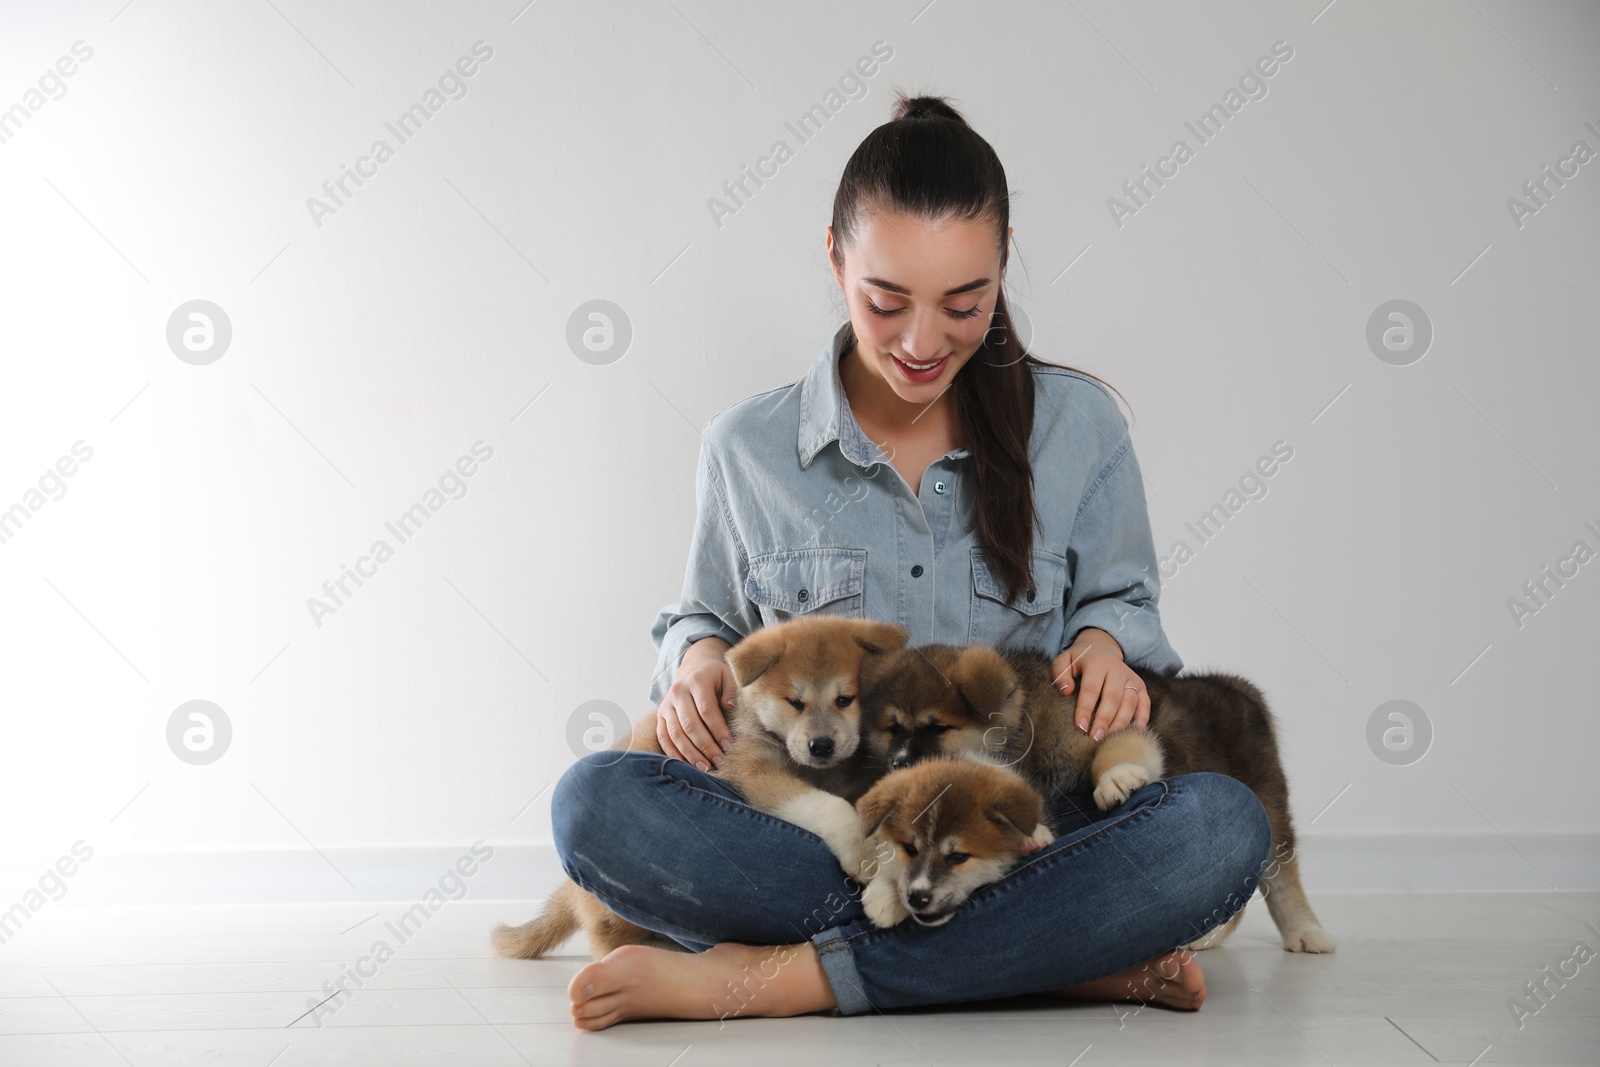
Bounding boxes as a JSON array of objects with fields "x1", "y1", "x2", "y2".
[
  {"x1": 1020, "y1": 823, "x2": 1055, "y2": 856},
  {"x1": 862, "y1": 876, "x2": 909, "y2": 928},
  {"x1": 1093, "y1": 763, "x2": 1149, "y2": 811},
  {"x1": 1182, "y1": 927, "x2": 1229, "y2": 952},
  {"x1": 1283, "y1": 926, "x2": 1337, "y2": 954},
  {"x1": 834, "y1": 833, "x2": 880, "y2": 882}
]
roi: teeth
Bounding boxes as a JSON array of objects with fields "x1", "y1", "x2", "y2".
[{"x1": 899, "y1": 357, "x2": 942, "y2": 371}]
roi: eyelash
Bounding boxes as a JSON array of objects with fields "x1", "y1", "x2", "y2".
[{"x1": 865, "y1": 297, "x2": 983, "y2": 320}]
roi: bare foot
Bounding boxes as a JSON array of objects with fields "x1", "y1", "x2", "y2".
[
  {"x1": 1046, "y1": 949, "x2": 1206, "y2": 1011},
  {"x1": 568, "y1": 941, "x2": 834, "y2": 1031}
]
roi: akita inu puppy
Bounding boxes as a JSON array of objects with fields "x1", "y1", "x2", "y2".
[
  {"x1": 855, "y1": 754, "x2": 1055, "y2": 928},
  {"x1": 858, "y1": 643, "x2": 1335, "y2": 953},
  {"x1": 492, "y1": 616, "x2": 906, "y2": 961}
]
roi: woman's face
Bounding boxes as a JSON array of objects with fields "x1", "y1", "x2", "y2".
[{"x1": 828, "y1": 209, "x2": 1010, "y2": 405}]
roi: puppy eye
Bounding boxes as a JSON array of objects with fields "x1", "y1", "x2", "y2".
[
  {"x1": 887, "y1": 723, "x2": 907, "y2": 736},
  {"x1": 933, "y1": 725, "x2": 954, "y2": 735},
  {"x1": 835, "y1": 694, "x2": 854, "y2": 708},
  {"x1": 788, "y1": 698, "x2": 805, "y2": 712},
  {"x1": 946, "y1": 852, "x2": 970, "y2": 866},
  {"x1": 903, "y1": 842, "x2": 918, "y2": 857}
]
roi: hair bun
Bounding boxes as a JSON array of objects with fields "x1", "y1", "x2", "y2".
[{"x1": 891, "y1": 92, "x2": 968, "y2": 126}]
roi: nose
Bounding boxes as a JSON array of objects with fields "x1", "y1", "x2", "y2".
[
  {"x1": 901, "y1": 309, "x2": 941, "y2": 362},
  {"x1": 809, "y1": 737, "x2": 835, "y2": 760},
  {"x1": 908, "y1": 889, "x2": 932, "y2": 910},
  {"x1": 890, "y1": 753, "x2": 910, "y2": 770}
]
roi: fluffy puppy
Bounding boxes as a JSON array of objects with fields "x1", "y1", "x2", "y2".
[
  {"x1": 859, "y1": 643, "x2": 1335, "y2": 953},
  {"x1": 856, "y1": 754, "x2": 1054, "y2": 928},
  {"x1": 491, "y1": 616, "x2": 906, "y2": 961}
]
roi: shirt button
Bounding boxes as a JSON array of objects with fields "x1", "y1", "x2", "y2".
[
  {"x1": 910, "y1": 565, "x2": 923, "y2": 578},
  {"x1": 934, "y1": 480, "x2": 946, "y2": 494},
  {"x1": 797, "y1": 588, "x2": 809, "y2": 602}
]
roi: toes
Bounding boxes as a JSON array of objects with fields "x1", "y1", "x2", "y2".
[
  {"x1": 573, "y1": 1008, "x2": 618, "y2": 1031},
  {"x1": 573, "y1": 991, "x2": 624, "y2": 1030}
]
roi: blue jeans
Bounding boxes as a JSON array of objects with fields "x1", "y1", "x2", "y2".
[{"x1": 551, "y1": 750, "x2": 1271, "y2": 1016}]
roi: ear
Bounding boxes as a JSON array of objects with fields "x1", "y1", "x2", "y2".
[
  {"x1": 853, "y1": 621, "x2": 909, "y2": 657},
  {"x1": 725, "y1": 628, "x2": 785, "y2": 688},
  {"x1": 857, "y1": 782, "x2": 902, "y2": 839},
  {"x1": 952, "y1": 645, "x2": 1019, "y2": 721},
  {"x1": 857, "y1": 646, "x2": 904, "y2": 703},
  {"x1": 985, "y1": 778, "x2": 1044, "y2": 840}
]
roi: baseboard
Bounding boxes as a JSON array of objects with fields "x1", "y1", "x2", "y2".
[
  {"x1": 41, "y1": 832, "x2": 1600, "y2": 907},
  {"x1": 1297, "y1": 831, "x2": 1599, "y2": 893}
]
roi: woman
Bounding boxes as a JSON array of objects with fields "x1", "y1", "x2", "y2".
[{"x1": 553, "y1": 94, "x2": 1270, "y2": 1030}]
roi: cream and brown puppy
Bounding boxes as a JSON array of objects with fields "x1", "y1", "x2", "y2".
[
  {"x1": 711, "y1": 616, "x2": 908, "y2": 878},
  {"x1": 492, "y1": 616, "x2": 907, "y2": 961},
  {"x1": 855, "y1": 754, "x2": 1054, "y2": 928},
  {"x1": 860, "y1": 643, "x2": 1335, "y2": 953}
]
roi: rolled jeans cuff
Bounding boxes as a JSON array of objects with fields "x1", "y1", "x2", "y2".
[{"x1": 812, "y1": 927, "x2": 872, "y2": 1017}]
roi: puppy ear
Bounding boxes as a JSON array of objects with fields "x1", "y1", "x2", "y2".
[
  {"x1": 986, "y1": 778, "x2": 1044, "y2": 841},
  {"x1": 857, "y1": 646, "x2": 904, "y2": 702},
  {"x1": 857, "y1": 781, "x2": 902, "y2": 839},
  {"x1": 725, "y1": 628, "x2": 785, "y2": 688},
  {"x1": 853, "y1": 621, "x2": 909, "y2": 657},
  {"x1": 952, "y1": 645, "x2": 1018, "y2": 720}
]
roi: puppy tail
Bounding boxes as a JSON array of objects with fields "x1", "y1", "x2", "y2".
[{"x1": 491, "y1": 881, "x2": 582, "y2": 959}]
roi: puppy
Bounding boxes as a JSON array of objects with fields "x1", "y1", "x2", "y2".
[
  {"x1": 859, "y1": 643, "x2": 1335, "y2": 953},
  {"x1": 856, "y1": 754, "x2": 1054, "y2": 928},
  {"x1": 491, "y1": 616, "x2": 906, "y2": 961}
]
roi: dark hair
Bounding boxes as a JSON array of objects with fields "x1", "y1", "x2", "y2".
[{"x1": 830, "y1": 91, "x2": 1130, "y2": 607}]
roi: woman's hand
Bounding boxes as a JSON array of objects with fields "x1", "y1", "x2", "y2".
[
  {"x1": 656, "y1": 638, "x2": 737, "y2": 771},
  {"x1": 1050, "y1": 627, "x2": 1150, "y2": 740}
]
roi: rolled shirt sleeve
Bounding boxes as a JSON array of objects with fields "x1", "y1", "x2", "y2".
[
  {"x1": 1061, "y1": 434, "x2": 1184, "y2": 677},
  {"x1": 648, "y1": 432, "x2": 761, "y2": 705}
]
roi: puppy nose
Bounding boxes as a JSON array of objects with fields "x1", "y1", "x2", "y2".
[
  {"x1": 809, "y1": 737, "x2": 835, "y2": 759},
  {"x1": 890, "y1": 754, "x2": 910, "y2": 770},
  {"x1": 908, "y1": 890, "x2": 932, "y2": 910}
]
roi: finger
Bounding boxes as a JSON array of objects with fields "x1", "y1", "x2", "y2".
[
  {"x1": 1089, "y1": 692, "x2": 1119, "y2": 741},
  {"x1": 1075, "y1": 665, "x2": 1105, "y2": 734},
  {"x1": 656, "y1": 712, "x2": 685, "y2": 763},
  {"x1": 703, "y1": 682, "x2": 734, "y2": 751},
  {"x1": 681, "y1": 681, "x2": 728, "y2": 768},
  {"x1": 663, "y1": 693, "x2": 716, "y2": 770},
  {"x1": 1135, "y1": 686, "x2": 1152, "y2": 729},
  {"x1": 1106, "y1": 678, "x2": 1140, "y2": 735},
  {"x1": 1086, "y1": 669, "x2": 1123, "y2": 741},
  {"x1": 1051, "y1": 656, "x2": 1075, "y2": 695}
]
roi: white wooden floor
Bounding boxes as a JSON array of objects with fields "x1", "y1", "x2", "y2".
[{"x1": 0, "y1": 893, "x2": 1595, "y2": 1065}]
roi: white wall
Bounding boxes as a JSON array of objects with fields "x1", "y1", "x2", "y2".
[{"x1": 1, "y1": 0, "x2": 1596, "y2": 903}]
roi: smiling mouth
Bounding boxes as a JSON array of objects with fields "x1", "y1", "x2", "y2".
[
  {"x1": 891, "y1": 353, "x2": 948, "y2": 375},
  {"x1": 911, "y1": 907, "x2": 956, "y2": 926}
]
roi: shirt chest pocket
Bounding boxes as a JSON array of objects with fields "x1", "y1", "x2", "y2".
[
  {"x1": 745, "y1": 548, "x2": 868, "y2": 626},
  {"x1": 968, "y1": 548, "x2": 1068, "y2": 649}
]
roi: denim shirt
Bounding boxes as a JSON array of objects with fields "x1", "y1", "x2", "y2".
[{"x1": 648, "y1": 322, "x2": 1183, "y2": 705}]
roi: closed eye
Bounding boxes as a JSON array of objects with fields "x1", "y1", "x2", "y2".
[
  {"x1": 866, "y1": 296, "x2": 983, "y2": 320},
  {"x1": 932, "y1": 724, "x2": 954, "y2": 735},
  {"x1": 946, "y1": 852, "x2": 970, "y2": 866},
  {"x1": 788, "y1": 698, "x2": 805, "y2": 712}
]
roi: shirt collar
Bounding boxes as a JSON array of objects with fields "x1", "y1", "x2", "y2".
[{"x1": 798, "y1": 321, "x2": 973, "y2": 470}]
